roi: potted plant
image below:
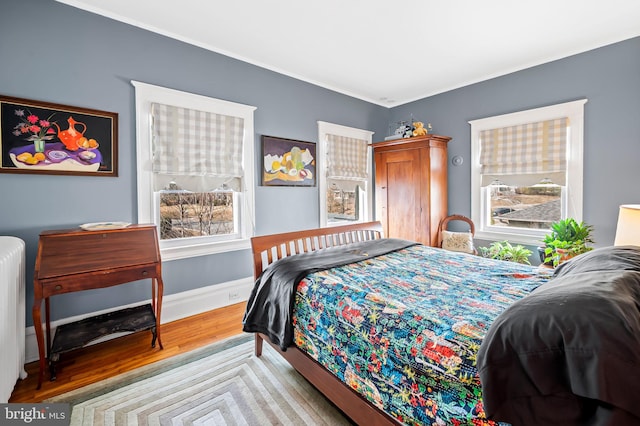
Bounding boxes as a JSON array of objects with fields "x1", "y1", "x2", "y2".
[
  {"x1": 479, "y1": 241, "x2": 533, "y2": 265},
  {"x1": 540, "y1": 218, "x2": 594, "y2": 267}
]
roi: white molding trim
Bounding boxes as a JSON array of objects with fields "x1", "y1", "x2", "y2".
[
  {"x1": 131, "y1": 80, "x2": 257, "y2": 260},
  {"x1": 317, "y1": 121, "x2": 374, "y2": 227},
  {"x1": 23, "y1": 277, "x2": 254, "y2": 363},
  {"x1": 469, "y1": 99, "x2": 587, "y2": 244}
]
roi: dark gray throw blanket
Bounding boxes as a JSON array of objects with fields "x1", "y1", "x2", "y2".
[
  {"x1": 242, "y1": 238, "x2": 417, "y2": 350},
  {"x1": 478, "y1": 246, "x2": 640, "y2": 425}
]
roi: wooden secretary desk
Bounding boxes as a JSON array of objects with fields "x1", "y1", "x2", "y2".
[{"x1": 32, "y1": 224, "x2": 164, "y2": 389}]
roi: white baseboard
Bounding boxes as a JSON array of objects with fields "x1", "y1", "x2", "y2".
[{"x1": 24, "y1": 276, "x2": 254, "y2": 363}]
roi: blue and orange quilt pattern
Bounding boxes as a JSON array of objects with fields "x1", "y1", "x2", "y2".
[{"x1": 292, "y1": 245, "x2": 550, "y2": 425}]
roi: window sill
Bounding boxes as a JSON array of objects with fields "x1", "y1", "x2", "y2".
[
  {"x1": 326, "y1": 219, "x2": 365, "y2": 226},
  {"x1": 475, "y1": 230, "x2": 545, "y2": 247},
  {"x1": 160, "y1": 238, "x2": 251, "y2": 261}
]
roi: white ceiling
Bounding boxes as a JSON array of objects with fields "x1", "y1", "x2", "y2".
[{"x1": 57, "y1": 0, "x2": 640, "y2": 107}]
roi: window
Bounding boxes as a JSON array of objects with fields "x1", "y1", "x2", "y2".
[
  {"x1": 133, "y1": 81, "x2": 256, "y2": 260},
  {"x1": 317, "y1": 121, "x2": 374, "y2": 226},
  {"x1": 469, "y1": 99, "x2": 587, "y2": 245}
]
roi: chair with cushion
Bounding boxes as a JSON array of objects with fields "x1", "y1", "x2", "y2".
[{"x1": 438, "y1": 214, "x2": 477, "y2": 255}]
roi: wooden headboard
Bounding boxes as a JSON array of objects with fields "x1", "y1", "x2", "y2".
[{"x1": 250, "y1": 221, "x2": 384, "y2": 279}]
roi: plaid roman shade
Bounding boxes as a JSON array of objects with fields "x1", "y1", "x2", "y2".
[
  {"x1": 151, "y1": 103, "x2": 244, "y2": 191},
  {"x1": 326, "y1": 134, "x2": 368, "y2": 180},
  {"x1": 479, "y1": 117, "x2": 568, "y2": 186},
  {"x1": 326, "y1": 134, "x2": 369, "y2": 192}
]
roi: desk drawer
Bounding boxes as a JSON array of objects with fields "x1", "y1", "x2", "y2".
[{"x1": 41, "y1": 265, "x2": 158, "y2": 297}]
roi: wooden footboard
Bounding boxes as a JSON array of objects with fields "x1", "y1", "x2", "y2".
[
  {"x1": 250, "y1": 221, "x2": 383, "y2": 279},
  {"x1": 249, "y1": 221, "x2": 397, "y2": 425}
]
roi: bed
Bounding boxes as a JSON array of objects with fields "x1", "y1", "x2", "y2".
[{"x1": 242, "y1": 221, "x2": 640, "y2": 425}]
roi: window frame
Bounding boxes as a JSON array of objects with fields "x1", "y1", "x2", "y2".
[
  {"x1": 469, "y1": 99, "x2": 587, "y2": 245},
  {"x1": 132, "y1": 81, "x2": 256, "y2": 261},
  {"x1": 317, "y1": 121, "x2": 374, "y2": 227}
]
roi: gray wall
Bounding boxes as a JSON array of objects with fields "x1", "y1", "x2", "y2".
[
  {"x1": 389, "y1": 36, "x2": 640, "y2": 250},
  {"x1": 0, "y1": 0, "x2": 388, "y2": 326},
  {"x1": 2, "y1": 0, "x2": 639, "y2": 326}
]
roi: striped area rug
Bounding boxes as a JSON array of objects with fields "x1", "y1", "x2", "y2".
[{"x1": 47, "y1": 334, "x2": 351, "y2": 425}]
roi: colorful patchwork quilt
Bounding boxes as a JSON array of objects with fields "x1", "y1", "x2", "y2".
[{"x1": 292, "y1": 245, "x2": 551, "y2": 425}]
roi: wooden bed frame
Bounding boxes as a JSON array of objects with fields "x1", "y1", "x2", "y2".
[{"x1": 250, "y1": 221, "x2": 399, "y2": 425}]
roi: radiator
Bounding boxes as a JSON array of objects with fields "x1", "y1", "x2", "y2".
[{"x1": 0, "y1": 237, "x2": 27, "y2": 403}]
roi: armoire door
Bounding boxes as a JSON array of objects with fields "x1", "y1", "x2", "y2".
[{"x1": 375, "y1": 147, "x2": 428, "y2": 244}]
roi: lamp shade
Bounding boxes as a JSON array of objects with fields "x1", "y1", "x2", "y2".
[{"x1": 614, "y1": 204, "x2": 640, "y2": 246}]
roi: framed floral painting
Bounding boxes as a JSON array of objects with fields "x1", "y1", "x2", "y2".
[
  {"x1": 261, "y1": 135, "x2": 316, "y2": 186},
  {"x1": 0, "y1": 95, "x2": 118, "y2": 176}
]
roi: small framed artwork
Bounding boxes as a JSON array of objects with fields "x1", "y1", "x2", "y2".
[
  {"x1": 0, "y1": 95, "x2": 118, "y2": 176},
  {"x1": 262, "y1": 135, "x2": 316, "y2": 186}
]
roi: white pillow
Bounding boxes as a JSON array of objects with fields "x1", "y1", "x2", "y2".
[{"x1": 441, "y1": 230, "x2": 475, "y2": 254}]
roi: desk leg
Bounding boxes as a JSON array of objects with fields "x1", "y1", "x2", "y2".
[
  {"x1": 151, "y1": 278, "x2": 156, "y2": 313},
  {"x1": 32, "y1": 296, "x2": 46, "y2": 390},
  {"x1": 45, "y1": 298, "x2": 56, "y2": 381},
  {"x1": 45, "y1": 298, "x2": 51, "y2": 359},
  {"x1": 155, "y1": 276, "x2": 164, "y2": 349}
]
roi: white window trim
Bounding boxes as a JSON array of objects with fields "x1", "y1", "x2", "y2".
[
  {"x1": 469, "y1": 99, "x2": 587, "y2": 245},
  {"x1": 317, "y1": 121, "x2": 374, "y2": 227},
  {"x1": 132, "y1": 81, "x2": 257, "y2": 260}
]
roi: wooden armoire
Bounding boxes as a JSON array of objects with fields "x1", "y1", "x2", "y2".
[{"x1": 373, "y1": 134, "x2": 451, "y2": 246}]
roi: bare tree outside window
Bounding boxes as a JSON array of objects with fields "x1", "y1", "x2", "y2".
[
  {"x1": 327, "y1": 185, "x2": 359, "y2": 221},
  {"x1": 159, "y1": 190, "x2": 234, "y2": 240}
]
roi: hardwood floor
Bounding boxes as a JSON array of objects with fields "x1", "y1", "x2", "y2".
[{"x1": 9, "y1": 302, "x2": 246, "y2": 403}]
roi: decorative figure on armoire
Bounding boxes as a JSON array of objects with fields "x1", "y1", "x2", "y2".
[{"x1": 412, "y1": 122, "x2": 428, "y2": 137}]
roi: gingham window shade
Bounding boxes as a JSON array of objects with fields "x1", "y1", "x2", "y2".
[
  {"x1": 151, "y1": 103, "x2": 244, "y2": 191},
  {"x1": 326, "y1": 134, "x2": 368, "y2": 180},
  {"x1": 479, "y1": 117, "x2": 568, "y2": 186}
]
